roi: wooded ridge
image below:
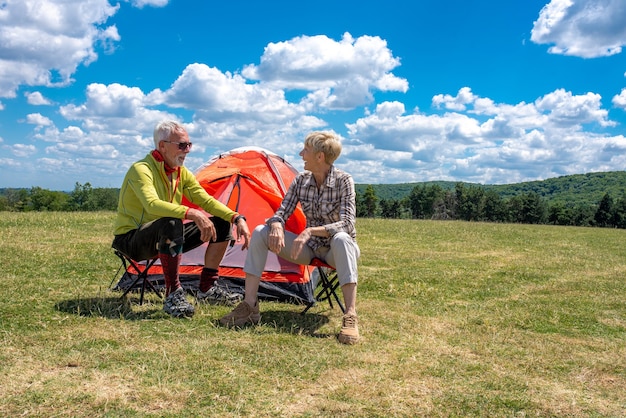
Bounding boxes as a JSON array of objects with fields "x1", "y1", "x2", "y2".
[{"x1": 355, "y1": 171, "x2": 626, "y2": 205}]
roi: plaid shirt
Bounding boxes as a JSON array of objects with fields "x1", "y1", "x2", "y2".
[{"x1": 268, "y1": 165, "x2": 357, "y2": 251}]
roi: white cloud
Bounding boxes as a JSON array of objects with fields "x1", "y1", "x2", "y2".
[
  {"x1": 531, "y1": 0, "x2": 626, "y2": 58},
  {"x1": 129, "y1": 0, "x2": 169, "y2": 8},
  {"x1": 61, "y1": 83, "x2": 145, "y2": 118},
  {"x1": 535, "y1": 89, "x2": 614, "y2": 127},
  {"x1": 242, "y1": 33, "x2": 408, "y2": 109},
  {"x1": 25, "y1": 91, "x2": 52, "y2": 105},
  {"x1": 12, "y1": 144, "x2": 37, "y2": 158},
  {"x1": 432, "y1": 87, "x2": 477, "y2": 111},
  {"x1": 344, "y1": 87, "x2": 625, "y2": 184},
  {"x1": 0, "y1": 0, "x2": 120, "y2": 98},
  {"x1": 163, "y1": 64, "x2": 298, "y2": 117},
  {"x1": 612, "y1": 88, "x2": 626, "y2": 108},
  {"x1": 25, "y1": 113, "x2": 53, "y2": 126}
]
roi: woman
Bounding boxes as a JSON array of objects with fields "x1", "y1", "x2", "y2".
[{"x1": 220, "y1": 131, "x2": 361, "y2": 344}]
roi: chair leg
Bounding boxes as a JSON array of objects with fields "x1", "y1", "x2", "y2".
[
  {"x1": 115, "y1": 253, "x2": 162, "y2": 305},
  {"x1": 301, "y1": 266, "x2": 345, "y2": 314},
  {"x1": 137, "y1": 258, "x2": 161, "y2": 305},
  {"x1": 325, "y1": 270, "x2": 345, "y2": 314}
]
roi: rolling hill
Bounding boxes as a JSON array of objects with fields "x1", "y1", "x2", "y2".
[{"x1": 356, "y1": 171, "x2": 626, "y2": 205}]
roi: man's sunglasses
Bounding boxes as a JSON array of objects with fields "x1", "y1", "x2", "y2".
[{"x1": 164, "y1": 141, "x2": 193, "y2": 150}]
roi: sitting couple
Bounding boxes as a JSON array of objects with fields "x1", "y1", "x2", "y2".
[{"x1": 113, "y1": 120, "x2": 361, "y2": 344}]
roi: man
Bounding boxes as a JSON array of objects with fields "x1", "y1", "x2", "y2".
[
  {"x1": 113, "y1": 120, "x2": 250, "y2": 318},
  {"x1": 219, "y1": 131, "x2": 361, "y2": 344}
]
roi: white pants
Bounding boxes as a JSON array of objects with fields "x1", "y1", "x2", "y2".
[{"x1": 243, "y1": 224, "x2": 360, "y2": 285}]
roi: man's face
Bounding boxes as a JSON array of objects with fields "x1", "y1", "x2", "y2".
[{"x1": 159, "y1": 129, "x2": 191, "y2": 168}]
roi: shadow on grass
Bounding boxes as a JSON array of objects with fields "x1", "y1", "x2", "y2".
[
  {"x1": 254, "y1": 308, "x2": 336, "y2": 339},
  {"x1": 55, "y1": 295, "x2": 164, "y2": 320},
  {"x1": 56, "y1": 293, "x2": 341, "y2": 338}
]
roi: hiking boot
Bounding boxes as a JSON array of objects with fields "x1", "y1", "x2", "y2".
[
  {"x1": 196, "y1": 286, "x2": 243, "y2": 306},
  {"x1": 163, "y1": 287, "x2": 195, "y2": 318},
  {"x1": 219, "y1": 301, "x2": 261, "y2": 327},
  {"x1": 338, "y1": 313, "x2": 359, "y2": 345}
]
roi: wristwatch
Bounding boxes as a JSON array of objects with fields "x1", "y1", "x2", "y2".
[{"x1": 233, "y1": 215, "x2": 246, "y2": 224}]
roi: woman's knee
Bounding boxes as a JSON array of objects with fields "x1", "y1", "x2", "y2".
[
  {"x1": 330, "y1": 232, "x2": 351, "y2": 247},
  {"x1": 250, "y1": 224, "x2": 270, "y2": 246}
]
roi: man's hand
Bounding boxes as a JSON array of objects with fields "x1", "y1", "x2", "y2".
[
  {"x1": 234, "y1": 218, "x2": 251, "y2": 250},
  {"x1": 268, "y1": 222, "x2": 285, "y2": 254},
  {"x1": 186, "y1": 208, "x2": 216, "y2": 242}
]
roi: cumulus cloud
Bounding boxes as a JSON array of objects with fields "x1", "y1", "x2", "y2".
[
  {"x1": 0, "y1": 0, "x2": 120, "y2": 98},
  {"x1": 433, "y1": 87, "x2": 478, "y2": 111},
  {"x1": 612, "y1": 88, "x2": 626, "y2": 108},
  {"x1": 25, "y1": 91, "x2": 52, "y2": 105},
  {"x1": 345, "y1": 87, "x2": 624, "y2": 184},
  {"x1": 12, "y1": 144, "x2": 37, "y2": 158},
  {"x1": 51, "y1": 61, "x2": 335, "y2": 160},
  {"x1": 531, "y1": 0, "x2": 626, "y2": 57},
  {"x1": 61, "y1": 83, "x2": 145, "y2": 119},
  {"x1": 242, "y1": 33, "x2": 408, "y2": 109},
  {"x1": 163, "y1": 64, "x2": 298, "y2": 117},
  {"x1": 25, "y1": 113, "x2": 53, "y2": 126}
]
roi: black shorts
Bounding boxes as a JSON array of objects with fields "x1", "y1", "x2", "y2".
[{"x1": 112, "y1": 216, "x2": 232, "y2": 261}]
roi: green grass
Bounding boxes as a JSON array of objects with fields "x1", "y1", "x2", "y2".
[{"x1": 1, "y1": 212, "x2": 625, "y2": 417}]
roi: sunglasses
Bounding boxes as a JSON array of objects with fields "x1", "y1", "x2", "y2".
[{"x1": 164, "y1": 141, "x2": 193, "y2": 150}]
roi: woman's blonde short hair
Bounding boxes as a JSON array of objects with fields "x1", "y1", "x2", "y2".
[{"x1": 304, "y1": 131, "x2": 342, "y2": 164}]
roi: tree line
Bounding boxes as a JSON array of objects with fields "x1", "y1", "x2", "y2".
[
  {"x1": 356, "y1": 183, "x2": 626, "y2": 228},
  {"x1": 3, "y1": 180, "x2": 626, "y2": 229},
  {"x1": 0, "y1": 183, "x2": 118, "y2": 212}
]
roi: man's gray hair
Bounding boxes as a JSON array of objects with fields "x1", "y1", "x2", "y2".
[{"x1": 153, "y1": 120, "x2": 185, "y2": 148}]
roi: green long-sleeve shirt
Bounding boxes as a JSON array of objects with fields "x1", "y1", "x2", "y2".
[{"x1": 114, "y1": 152, "x2": 236, "y2": 235}]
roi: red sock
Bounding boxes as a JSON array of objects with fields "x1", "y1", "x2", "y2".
[
  {"x1": 199, "y1": 268, "x2": 219, "y2": 293},
  {"x1": 159, "y1": 253, "x2": 181, "y2": 296}
]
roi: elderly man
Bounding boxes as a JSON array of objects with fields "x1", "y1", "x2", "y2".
[{"x1": 113, "y1": 120, "x2": 250, "y2": 317}]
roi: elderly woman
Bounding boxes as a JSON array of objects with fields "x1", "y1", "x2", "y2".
[{"x1": 220, "y1": 131, "x2": 361, "y2": 344}]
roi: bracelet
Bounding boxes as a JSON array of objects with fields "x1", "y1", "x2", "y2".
[{"x1": 233, "y1": 215, "x2": 246, "y2": 224}]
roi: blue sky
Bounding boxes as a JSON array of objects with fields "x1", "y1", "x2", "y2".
[{"x1": 2, "y1": 0, "x2": 626, "y2": 190}]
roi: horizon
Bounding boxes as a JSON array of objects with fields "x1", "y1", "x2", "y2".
[
  {"x1": 2, "y1": 168, "x2": 625, "y2": 193},
  {"x1": 1, "y1": 0, "x2": 626, "y2": 190}
]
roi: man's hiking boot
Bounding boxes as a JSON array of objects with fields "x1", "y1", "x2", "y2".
[
  {"x1": 338, "y1": 313, "x2": 359, "y2": 344},
  {"x1": 163, "y1": 287, "x2": 195, "y2": 318},
  {"x1": 219, "y1": 301, "x2": 261, "y2": 327},
  {"x1": 196, "y1": 286, "x2": 243, "y2": 306}
]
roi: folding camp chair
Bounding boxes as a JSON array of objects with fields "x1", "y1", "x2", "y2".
[
  {"x1": 112, "y1": 249, "x2": 162, "y2": 305},
  {"x1": 301, "y1": 258, "x2": 346, "y2": 315}
]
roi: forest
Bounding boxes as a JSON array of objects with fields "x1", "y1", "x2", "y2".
[{"x1": 2, "y1": 171, "x2": 626, "y2": 228}]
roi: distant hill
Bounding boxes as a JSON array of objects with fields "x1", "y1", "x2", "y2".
[{"x1": 356, "y1": 171, "x2": 626, "y2": 205}]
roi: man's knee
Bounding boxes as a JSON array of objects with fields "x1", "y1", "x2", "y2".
[
  {"x1": 158, "y1": 218, "x2": 184, "y2": 253},
  {"x1": 212, "y1": 216, "x2": 234, "y2": 242},
  {"x1": 159, "y1": 218, "x2": 183, "y2": 240}
]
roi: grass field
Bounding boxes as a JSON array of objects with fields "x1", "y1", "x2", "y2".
[{"x1": 1, "y1": 212, "x2": 625, "y2": 417}]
